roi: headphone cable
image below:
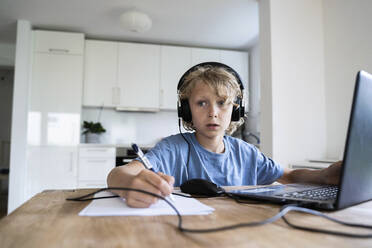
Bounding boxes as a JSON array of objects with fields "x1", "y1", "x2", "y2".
[
  {"x1": 178, "y1": 118, "x2": 191, "y2": 180},
  {"x1": 67, "y1": 187, "x2": 372, "y2": 238}
]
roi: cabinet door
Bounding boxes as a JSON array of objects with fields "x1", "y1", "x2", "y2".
[
  {"x1": 117, "y1": 43, "x2": 160, "y2": 111},
  {"x1": 26, "y1": 146, "x2": 78, "y2": 195},
  {"x1": 40, "y1": 147, "x2": 78, "y2": 190},
  {"x1": 79, "y1": 147, "x2": 116, "y2": 158},
  {"x1": 78, "y1": 147, "x2": 115, "y2": 187},
  {"x1": 160, "y1": 46, "x2": 192, "y2": 110},
  {"x1": 191, "y1": 48, "x2": 221, "y2": 65},
  {"x1": 26, "y1": 146, "x2": 43, "y2": 198},
  {"x1": 78, "y1": 157, "x2": 115, "y2": 181},
  {"x1": 220, "y1": 50, "x2": 249, "y2": 110},
  {"x1": 30, "y1": 53, "x2": 83, "y2": 146},
  {"x1": 220, "y1": 50, "x2": 248, "y2": 89},
  {"x1": 33, "y1": 30, "x2": 84, "y2": 55},
  {"x1": 83, "y1": 40, "x2": 119, "y2": 107}
]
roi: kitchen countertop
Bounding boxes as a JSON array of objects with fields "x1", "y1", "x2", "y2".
[
  {"x1": 79, "y1": 143, "x2": 117, "y2": 147},
  {"x1": 79, "y1": 143, "x2": 154, "y2": 149}
]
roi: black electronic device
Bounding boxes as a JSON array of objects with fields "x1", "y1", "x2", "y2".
[
  {"x1": 180, "y1": 178, "x2": 225, "y2": 197},
  {"x1": 177, "y1": 62, "x2": 245, "y2": 122},
  {"x1": 229, "y1": 70, "x2": 372, "y2": 210}
]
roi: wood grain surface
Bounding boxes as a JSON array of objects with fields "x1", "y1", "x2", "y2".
[{"x1": 0, "y1": 188, "x2": 372, "y2": 248}]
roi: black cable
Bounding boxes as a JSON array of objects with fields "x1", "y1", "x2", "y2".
[
  {"x1": 67, "y1": 187, "x2": 372, "y2": 238},
  {"x1": 280, "y1": 205, "x2": 372, "y2": 238},
  {"x1": 178, "y1": 118, "x2": 191, "y2": 179}
]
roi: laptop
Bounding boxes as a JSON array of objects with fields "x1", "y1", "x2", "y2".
[{"x1": 229, "y1": 70, "x2": 372, "y2": 210}]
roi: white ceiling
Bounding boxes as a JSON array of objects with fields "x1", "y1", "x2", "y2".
[{"x1": 0, "y1": 0, "x2": 258, "y2": 50}]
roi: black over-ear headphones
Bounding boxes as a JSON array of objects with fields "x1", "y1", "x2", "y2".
[{"x1": 177, "y1": 62, "x2": 245, "y2": 123}]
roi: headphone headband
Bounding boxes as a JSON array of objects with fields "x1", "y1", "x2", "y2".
[{"x1": 177, "y1": 62, "x2": 244, "y2": 92}]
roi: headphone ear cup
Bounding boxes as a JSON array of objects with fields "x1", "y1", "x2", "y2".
[
  {"x1": 231, "y1": 105, "x2": 240, "y2": 121},
  {"x1": 178, "y1": 99, "x2": 192, "y2": 122},
  {"x1": 231, "y1": 98, "x2": 244, "y2": 121}
]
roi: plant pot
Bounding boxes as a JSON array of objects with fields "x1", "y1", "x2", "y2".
[{"x1": 86, "y1": 133, "x2": 101, "y2": 143}]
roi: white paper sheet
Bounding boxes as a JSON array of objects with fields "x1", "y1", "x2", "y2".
[{"x1": 79, "y1": 191, "x2": 215, "y2": 216}]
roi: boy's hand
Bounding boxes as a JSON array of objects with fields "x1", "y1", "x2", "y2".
[
  {"x1": 322, "y1": 161, "x2": 342, "y2": 185},
  {"x1": 124, "y1": 170, "x2": 175, "y2": 208}
]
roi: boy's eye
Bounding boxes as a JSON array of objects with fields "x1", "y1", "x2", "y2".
[
  {"x1": 197, "y1": 101, "x2": 206, "y2": 107},
  {"x1": 218, "y1": 100, "x2": 226, "y2": 106}
]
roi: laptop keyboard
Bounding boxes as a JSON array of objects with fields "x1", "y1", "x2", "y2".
[{"x1": 278, "y1": 186, "x2": 338, "y2": 201}]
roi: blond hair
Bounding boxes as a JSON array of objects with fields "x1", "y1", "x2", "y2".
[{"x1": 178, "y1": 65, "x2": 245, "y2": 135}]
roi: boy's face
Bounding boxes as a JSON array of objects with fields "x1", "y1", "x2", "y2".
[{"x1": 188, "y1": 82, "x2": 233, "y2": 140}]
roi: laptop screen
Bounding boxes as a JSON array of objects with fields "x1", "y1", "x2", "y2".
[{"x1": 337, "y1": 70, "x2": 372, "y2": 209}]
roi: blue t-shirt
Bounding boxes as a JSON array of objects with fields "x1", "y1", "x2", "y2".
[{"x1": 143, "y1": 133, "x2": 283, "y2": 187}]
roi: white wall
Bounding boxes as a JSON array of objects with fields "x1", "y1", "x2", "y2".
[
  {"x1": 323, "y1": 0, "x2": 372, "y2": 159},
  {"x1": 259, "y1": 0, "x2": 273, "y2": 157},
  {"x1": 81, "y1": 108, "x2": 180, "y2": 147},
  {"x1": 259, "y1": 0, "x2": 327, "y2": 167},
  {"x1": 0, "y1": 43, "x2": 16, "y2": 67},
  {"x1": 8, "y1": 20, "x2": 32, "y2": 213}
]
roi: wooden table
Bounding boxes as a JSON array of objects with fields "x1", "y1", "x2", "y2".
[{"x1": 0, "y1": 188, "x2": 372, "y2": 248}]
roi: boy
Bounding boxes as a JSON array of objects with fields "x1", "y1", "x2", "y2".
[{"x1": 107, "y1": 63, "x2": 341, "y2": 208}]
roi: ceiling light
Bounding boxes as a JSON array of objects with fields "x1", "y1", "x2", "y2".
[{"x1": 119, "y1": 10, "x2": 152, "y2": 33}]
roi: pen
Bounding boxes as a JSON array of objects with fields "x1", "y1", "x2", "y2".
[{"x1": 131, "y1": 143, "x2": 175, "y2": 203}]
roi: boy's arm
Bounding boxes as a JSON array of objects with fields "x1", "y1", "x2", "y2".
[
  {"x1": 277, "y1": 161, "x2": 342, "y2": 185},
  {"x1": 107, "y1": 160, "x2": 174, "y2": 208}
]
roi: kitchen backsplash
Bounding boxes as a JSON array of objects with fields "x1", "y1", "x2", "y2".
[{"x1": 81, "y1": 107, "x2": 180, "y2": 147}]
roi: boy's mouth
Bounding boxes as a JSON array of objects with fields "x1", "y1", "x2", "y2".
[{"x1": 206, "y1": 123, "x2": 219, "y2": 128}]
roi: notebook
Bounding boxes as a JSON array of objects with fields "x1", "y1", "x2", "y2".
[
  {"x1": 79, "y1": 191, "x2": 214, "y2": 216},
  {"x1": 229, "y1": 70, "x2": 372, "y2": 210}
]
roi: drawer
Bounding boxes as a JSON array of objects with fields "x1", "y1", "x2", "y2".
[
  {"x1": 79, "y1": 147, "x2": 116, "y2": 158},
  {"x1": 33, "y1": 30, "x2": 84, "y2": 55},
  {"x1": 78, "y1": 157, "x2": 115, "y2": 181},
  {"x1": 78, "y1": 181, "x2": 107, "y2": 189}
]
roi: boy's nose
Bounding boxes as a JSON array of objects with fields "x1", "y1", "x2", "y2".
[{"x1": 208, "y1": 105, "x2": 218, "y2": 117}]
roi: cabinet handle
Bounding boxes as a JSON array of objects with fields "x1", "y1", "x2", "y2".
[
  {"x1": 112, "y1": 87, "x2": 120, "y2": 105},
  {"x1": 85, "y1": 184, "x2": 105, "y2": 186},
  {"x1": 160, "y1": 89, "x2": 164, "y2": 106},
  {"x1": 112, "y1": 87, "x2": 117, "y2": 105},
  {"x1": 48, "y1": 48, "x2": 69, "y2": 53},
  {"x1": 86, "y1": 149, "x2": 109, "y2": 152},
  {"x1": 70, "y1": 152, "x2": 73, "y2": 172}
]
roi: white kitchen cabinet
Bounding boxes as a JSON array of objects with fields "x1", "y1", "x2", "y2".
[
  {"x1": 159, "y1": 45, "x2": 192, "y2": 110},
  {"x1": 117, "y1": 42, "x2": 161, "y2": 111},
  {"x1": 83, "y1": 40, "x2": 119, "y2": 107},
  {"x1": 220, "y1": 50, "x2": 249, "y2": 110},
  {"x1": 191, "y1": 47, "x2": 221, "y2": 65},
  {"x1": 220, "y1": 50, "x2": 248, "y2": 88},
  {"x1": 159, "y1": 46, "x2": 249, "y2": 111},
  {"x1": 33, "y1": 30, "x2": 84, "y2": 55},
  {"x1": 83, "y1": 41, "x2": 161, "y2": 111},
  {"x1": 30, "y1": 52, "x2": 83, "y2": 146},
  {"x1": 26, "y1": 146, "x2": 42, "y2": 198},
  {"x1": 26, "y1": 30, "x2": 84, "y2": 196},
  {"x1": 78, "y1": 147, "x2": 116, "y2": 188},
  {"x1": 26, "y1": 146, "x2": 78, "y2": 197},
  {"x1": 190, "y1": 48, "x2": 249, "y2": 87},
  {"x1": 82, "y1": 39, "x2": 249, "y2": 112}
]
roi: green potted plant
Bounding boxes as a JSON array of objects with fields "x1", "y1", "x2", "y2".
[{"x1": 82, "y1": 121, "x2": 106, "y2": 143}]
